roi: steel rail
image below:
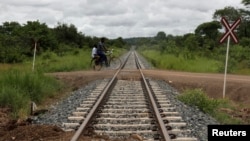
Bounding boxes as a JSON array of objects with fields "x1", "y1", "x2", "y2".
[
  {"x1": 134, "y1": 52, "x2": 172, "y2": 141},
  {"x1": 71, "y1": 51, "x2": 170, "y2": 141},
  {"x1": 70, "y1": 52, "x2": 132, "y2": 141}
]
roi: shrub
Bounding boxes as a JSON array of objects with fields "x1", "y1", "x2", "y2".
[
  {"x1": 41, "y1": 51, "x2": 58, "y2": 60},
  {"x1": 177, "y1": 89, "x2": 221, "y2": 114}
]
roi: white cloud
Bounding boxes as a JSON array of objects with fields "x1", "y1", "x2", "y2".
[{"x1": 0, "y1": 0, "x2": 245, "y2": 38}]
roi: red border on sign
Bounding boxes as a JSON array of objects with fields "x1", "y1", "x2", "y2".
[{"x1": 219, "y1": 17, "x2": 241, "y2": 44}]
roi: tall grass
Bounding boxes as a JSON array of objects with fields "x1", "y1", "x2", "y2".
[
  {"x1": 177, "y1": 89, "x2": 222, "y2": 114},
  {"x1": 0, "y1": 69, "x2": 62, "y2": 118},
  {"x1": 1, "y1": 48, "x2": 126, "y2": 73},
  {"x1": 33, "y1": 48, "x2": 126, "y2": 72},
  {"x1": 141, "y1": 50, "x2": 221, "y2": 73},
  {"x1": 0, "y1": 49, "x2": 92, "y2": 73},
  {"x1": 0, "y1": 48, "x2": 126, "y2": 119},
  {"x1": 34, "y1": 49, "x2": 91, "y2": 72},
  {"x1": 177, "y1": 89, "x2": 243, "y2": 124}
]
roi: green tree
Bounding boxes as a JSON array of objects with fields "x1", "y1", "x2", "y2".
[
  {"x1": 242, "y1": 0, "x2": 250, "y2": 5},
  {"x1": 53, "y1": 23, "x2": 79, "y2": 46},
  {"x1": 238, "y1": 9, "x2": 250, "y2": 38},
  {"x1": 0, "y1": 21, "x2": 21, "y2": 36},
  {"x1": 213, "y1": 6, "x2": 241, "y2": 21},
  {"x1": 195, "y1": 21, "x2": 221, "y2": 39},
  {"x1": 213, "y1": 6, "x2": 250, "y2": 39},
  {"x1": 158, "y1": 41, "x2": 167, "y2": 54},
  {"x1": 155, "y1": 31, "x2": 166, "y2": 41},
  {"x1": 22, "y1": 20, "x2": 57, "y2": 52},
  {"x1": 0, "y1": 22, "x2": 22, "y2": 47},
  {"x1": 195, "y1": 21, "x2": 221, "y2": 50},
  {"x1": 184, "y1": 34, "x2": 199, "y2": 51},
  {"x1": 111, "y1": 37, "x2": 125, "y2": 48},
  {"x1": 0, "y1": 22, "x2": 24, "y2": 63}
]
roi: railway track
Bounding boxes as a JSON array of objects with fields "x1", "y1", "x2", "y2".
[{"x1": 62, "y1": 51, "x2": 198, "y2": 141}]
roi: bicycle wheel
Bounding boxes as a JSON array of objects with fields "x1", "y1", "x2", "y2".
[
  {"x1": 109, "y1": 57, "x2": 122, "y2": 70},
  {"x1": 90, "y1": 58, "x2": 102, "y2": 71}
]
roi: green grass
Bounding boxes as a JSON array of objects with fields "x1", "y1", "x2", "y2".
[
  {"x1": 29, "y1": 48, "x2": 126, "y2": 72},
  {"x1": 0, "y1": 48, "x2": 126, "y2": 73},
  {"x1": 36, "y1": 50, "x2": 91, "y2": 72},
  {"x1": 177, "y1": 89, "x2": 244, "y2": 124},
  {"x1": 141, "y1": 50, "x2": 221, "y2": 73},
  {"x1": 0, "y1": 69, "x2": 62, "y2": 118},
  {"x1": 140, "y1": 49, "x2": 249, "y2": 124},
  {"x1": 177, "y1": 89, "x2": 221, "y2": 114},
  {"x1": 234, "y1": 68, "x2": 250, "y2": 75},
  {"x1": 0, "y1": 48, "x2": 126, "y2": 119}
]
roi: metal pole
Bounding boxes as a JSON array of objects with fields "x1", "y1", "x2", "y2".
[
  {"x1": 223, "y1": 36, "x2": 230, "y2": 99},
  {"x1": 32, "y1": 41, "x2": 37, "y2": 72}
]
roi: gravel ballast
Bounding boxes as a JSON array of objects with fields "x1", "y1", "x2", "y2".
[{"x1": 34, "y1": 51, "x2": 219, "y2": 141}]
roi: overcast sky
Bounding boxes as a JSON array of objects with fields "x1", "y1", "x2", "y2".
[{"x1": 0, "y1": 0, "x2": 245, "y2": 39}]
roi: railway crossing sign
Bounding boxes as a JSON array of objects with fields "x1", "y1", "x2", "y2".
[
  {"x1": 219, "y1": 17, "x2": 241, "y2": 44},
  {"x1": 219, "y1": 17, "x2": 241, "y2": 99}
]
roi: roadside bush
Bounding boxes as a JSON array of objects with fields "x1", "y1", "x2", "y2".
[
  {"x1": 177, "y1": 89, "x2": 221, "y2": 114},
  {"x1": 41, "y1": 51, "x2": 58, "y2": 60},
  {"x1": 217, "y1": 57, "x2": 238, "y2": 73},
  {"x1": 177, "y1": 88, "x2": 246, "y2": 124},
  {"x1": 0, "y1": 47, "x2": 26, "y2": 63}
]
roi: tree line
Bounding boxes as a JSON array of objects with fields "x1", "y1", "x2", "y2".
[
  {"x1": 1, "y1": 1, "x2": 249, "y2": 64},
  {"x1": 126, "y1": 2, "x2": 250, "y2": 73},
  {"x1": 0, "y1": 21, "x2": 126, "y2": 63},
  {"x1": 127, "y1": 1, "x2": 250, "y2": 49}
]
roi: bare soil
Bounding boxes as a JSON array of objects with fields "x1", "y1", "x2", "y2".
[{"x1": 1, "y1": 69, "x2": 250, "y2": 141}]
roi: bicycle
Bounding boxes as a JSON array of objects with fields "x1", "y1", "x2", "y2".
[{"x1": 90, "y1": 49, "x2": 122, "y2": 71}]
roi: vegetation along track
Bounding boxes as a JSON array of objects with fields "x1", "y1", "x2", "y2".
[{"x1": 61, "y1": 51, "x2": 197, "y2": 141}]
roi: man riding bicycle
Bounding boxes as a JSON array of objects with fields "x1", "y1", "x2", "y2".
[{"x1": 97, "y1": 37, "x2": 109, "y2": 67}]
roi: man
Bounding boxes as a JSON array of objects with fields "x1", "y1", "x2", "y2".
[{"x1": 97, "y1": 37, "x2": 108, "y2": 67}]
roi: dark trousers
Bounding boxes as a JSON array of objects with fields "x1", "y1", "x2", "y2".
[{"x1": 98, "y1": 53, "x2": 108, "y2": 66}]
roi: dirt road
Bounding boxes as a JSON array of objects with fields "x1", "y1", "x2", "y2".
[{"x1": 50, "y1": 69, "x2": 250, "y2": 106}]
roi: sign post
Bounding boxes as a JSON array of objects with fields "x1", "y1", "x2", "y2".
[
  {"x1": 32, "y1": 41, "x2": 37, "y2": 72},
  {"x1": 223, "y1": 36, "x2": 230, "y2": 99},
  {"x1": 219, "y1": 17, "x2": 241, "y2": 98}
]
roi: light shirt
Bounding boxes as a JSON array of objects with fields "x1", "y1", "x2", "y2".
[{"x1": 92, "y1": 47, "x2": 97, "y2": 58}]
